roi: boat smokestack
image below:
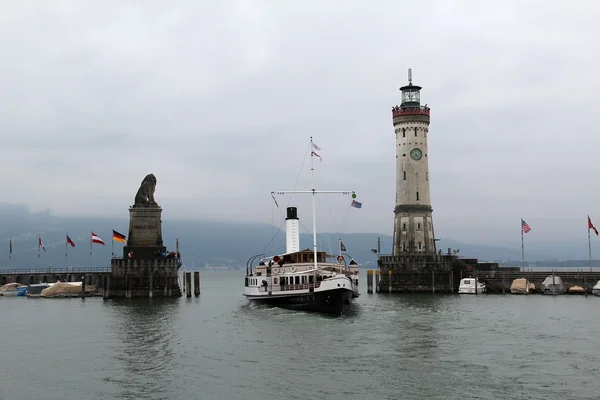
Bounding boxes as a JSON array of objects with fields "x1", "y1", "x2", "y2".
[{"x1": 285, "y1": 207, "x2": 300, "y2": 253}]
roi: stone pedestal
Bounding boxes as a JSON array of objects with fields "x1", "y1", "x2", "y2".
[{"x1": 123, "y1": 206, "x2": 166, "y2": 260}]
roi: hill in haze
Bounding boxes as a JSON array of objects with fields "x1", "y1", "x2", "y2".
[{"x1": 0, "y1": 203, "x2": 594, "y2": 269}]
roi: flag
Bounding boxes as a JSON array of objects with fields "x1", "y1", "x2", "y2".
[
  {"x1": 370, "y1": 249, "x2": 378, "y2": 254},
  {"x1": 112, "y1": 230, "x2": 126, "y2": 243},
  {"x1": 521, "y1": 219, "x2": 531, "y2": 233},
  {"x1": 340, "y1": 241, "x2": 347, "y2": 252},
  {"x1": 312, "y1": 142, "x2": 321, "y2": 151},
  {"x1": 39, "y1": 237, "x2": 46, "y2": 252},
  {"x1": 351, "y1": 200, "x2": 362, "y2": 209},
  {"x1": 589, "y1": 216, "x2": 599, "y2": 236},
  {"x1": 66, "y1": 235, "x2": 75, "y2": 247},
  {"x1": 91, "y1": 232, "x2": 105, "y2": 245},
  {"x1": 9, "y1": 238, "x2": 12, "y2": 254},
  {"x1": 311, "y1": 151, "x2": 322, "y2": 162}
]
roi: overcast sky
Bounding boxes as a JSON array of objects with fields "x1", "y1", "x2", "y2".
[{"x1": 0, "y1": 0, "x2": 598, "y2": 247}]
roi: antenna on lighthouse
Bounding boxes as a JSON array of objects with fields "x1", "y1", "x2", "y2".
[{"x1": 408, "y1": 68, "x2": 412, "y2": 85}]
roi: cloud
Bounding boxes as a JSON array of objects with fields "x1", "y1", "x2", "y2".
[{"x1": 0, "y1": 0, "x2": 597, "y2": 250}]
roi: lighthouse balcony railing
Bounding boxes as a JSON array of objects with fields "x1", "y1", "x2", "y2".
[{"x1": 392, "y1": 106, "x2": 430, "y2": 117}]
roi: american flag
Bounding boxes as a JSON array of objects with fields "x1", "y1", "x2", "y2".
[{"x1": 521, "y1": 219, "x2": 531, "y2": 233}]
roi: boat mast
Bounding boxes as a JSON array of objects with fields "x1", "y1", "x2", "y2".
[
  {"x1": 271, "y1": 137, "x2": 355, "y2": 269},
  {"x1": 310, "y1": 136, "x2": 318, "y2": 270}
]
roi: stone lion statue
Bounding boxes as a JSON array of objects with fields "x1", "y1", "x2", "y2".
[{"x1": 134, "y1": 174, "x2": 158, "y2": 206}]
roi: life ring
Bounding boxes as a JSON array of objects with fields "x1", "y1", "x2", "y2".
[
  {"x1": 337, "y1": 255, "x2": 344, "y2": 263},
  {"x1": 272, "y1": 267, "x2": 280, "y2": 274},
  {"x1": 290, "y1": 266, "x2": 296, "y2": 273}
]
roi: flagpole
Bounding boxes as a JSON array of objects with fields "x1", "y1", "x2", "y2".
[
  {"x1": 90, "y1": 231, "x2": 93, "y2": 268},
  {"x1": 588, "y1": 222, "x2": 592, "y2": 272},
  {"x1": 38, "y1": 233, "x2": 41, "y2": 270},
  {"x1": 8, "y1": 237, "x2": 11, "y2": 269},
  {"x1": 521, "y1": 220, "x2": 524, "y2": 273},
  {"x1": 112, "y1": 233, "x2": 114, "y2": 259},
  {"x1": 65, "y1": 234, "x2": 68, "y2": 268}
]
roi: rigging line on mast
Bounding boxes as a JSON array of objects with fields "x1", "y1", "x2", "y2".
[{"x1": 286, "y1": 141, "x2": 312, "y2": 209}]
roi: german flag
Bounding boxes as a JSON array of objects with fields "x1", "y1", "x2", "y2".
[{"x1": 112, "y1": 230, "x2": 126, "y2": 243}]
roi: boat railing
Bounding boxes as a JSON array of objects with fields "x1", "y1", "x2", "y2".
[{"x1": 259, "y1": 282, "x2": 322, "y2": 292}]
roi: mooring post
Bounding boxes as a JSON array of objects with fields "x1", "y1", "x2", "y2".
[
  {"x1": 194, "y1": 271, "x2": 200, "y2": 297},
  {"x1": 432, "y1": 268, "x2": 435, "y2": 294},
  {"x1": 388, "y1": 269, "x2": 392, "y2": 293},
  {"x1": 168, "y1": 271, "x2": 172, "y2": 297},
  {"x1": 367, "y1": 270, "x2": 373, "y2": 294},
  {"x1": 502, "y1": 270, "x2": 506, "y2": 294},
  {"x1": 182, "y1": 270, "x2": 186, "y2": 293},
  {"x1": 148, "y1": 270, "x2": 153, "y2": 298},
  {"x1": 81, "y1": 274, "x2": 86, "y2": 299},
  {"x1": 185, "y1": 272, "x2": 192, "y2": 298},
  {"x1": 126, "y1": 273, "x2": 132, "y2": 299},
  {"x1": 375, "y1": 269, "x2": 380, "y2": 293},
  {"x1": 450, "y1": 269, "x2": 454, "y2": 293}
]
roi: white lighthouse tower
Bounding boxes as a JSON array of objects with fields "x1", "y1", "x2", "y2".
[{"x1": 391, "y1": 69, "x2": 436, "y2": 255}]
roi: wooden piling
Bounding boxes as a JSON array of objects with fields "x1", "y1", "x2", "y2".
[
  {"x1": 367, "y1": 270, "x2": 373, "y2": 294},
  {"x1": 388, "y1": 269, "x2": 392, "y2": 293},
  {"x1": 148, "y1": 271, "x2": 153, "y2": 298},
  {"x1": 450, "y1": 270, "x2": 454, "y2": 293},
  {"x1": 194, "y1": 271, "x2": 200, "y2": 297},
  {"x1": 185, "y1": 272, "x2": 192, "y2": 297},
  {"x1": 375, "y1": 269, "x2": 380, "y2": 293},
  {"x1": 432, "y1": 269, "x2": 435, "y2": 294},
  {"x1": 81, "y1": 274, "x2": 86, "y2": 299}
]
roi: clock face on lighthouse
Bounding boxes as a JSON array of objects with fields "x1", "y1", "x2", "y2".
[{"x1": 410, "y1": 148, "x2": 422, "y2": 160}]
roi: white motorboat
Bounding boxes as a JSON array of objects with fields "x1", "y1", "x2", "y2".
[{"x1": 458, "y1": 277, "x2": 486, "y2": 294}]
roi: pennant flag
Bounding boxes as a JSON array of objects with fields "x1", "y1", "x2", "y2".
[
  {"x1": 39, "y1": 237, "x2": 46, "y2": 252},
  {"x1": 340, "y1": 241, "x2": 347, "y2": 252},
  {"x1": 112, "y1": 230, "x2": 126, "y2": 243},
  {"x1": 66, "y1": 235, "x2": 75, "y2": 247},
  {"x1": 351, "y1": 199, "x2": 362, "y2": 209},
  {"x1": 370, "y1": 249, "x2": 378, "y2": 254},
  {"x1": 91, "y1": 232, "x2": 105, "y2": 245},
  {"x1": 589, "y1": 216, "x2": 599, "y2": 236},
  {"x1": 312, "y1": 142, "x2": 321, "y2": 151},
  {"x1": 521, "y1": 219, "x2": 531, "y2": 233},
  {"x1": 271, "y1": 193, "x2": 279, "y2": 208},
  {"x1": 311, "y1": 151, "x2": 322, "y2": 162},
  {"x1": 9, "y1": 238, "x2": 12, "y2": 255}
]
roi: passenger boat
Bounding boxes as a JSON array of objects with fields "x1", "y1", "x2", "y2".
[
  {"x1": 243, "y1": 137, "x2": 360, "y2": 314},
  {"x1": 457, "y1": 277, "x2": 486, "y2": 294}
]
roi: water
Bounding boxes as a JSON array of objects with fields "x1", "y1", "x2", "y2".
[{"x1": 2, "y1": 270, "x2": 600, "y2": 400}]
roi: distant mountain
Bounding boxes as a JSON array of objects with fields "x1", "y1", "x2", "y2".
[{"x1": 0, "y1": 203, "x2": 593, "y2": 269}]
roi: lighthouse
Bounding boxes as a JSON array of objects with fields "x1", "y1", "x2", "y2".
[{"x1": 391, "y1": 69, "x2": 436, "y2": 255}]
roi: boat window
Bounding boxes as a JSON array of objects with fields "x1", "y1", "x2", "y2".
[
  {"x1": 464, "y1": 280, "x2": 471, "y2": 284},
  {"x1": 245, "y1": 278, "x2": 248, "y2": 287},
  {"x1": 309, "y1": 275, "x2": 314, "y2": 283},
  {"x1": 295, "y1": 276, "x2": 299, "y2": 284},
  {"x1": 274, "y1": 278, "x2": 278, "y2": 284}
]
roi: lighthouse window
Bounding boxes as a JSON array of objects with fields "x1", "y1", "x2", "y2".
[
  {"x1": 402, "y1": 223, "x2": 406, "y2": 231},
  {"x1": 403, "y1": 243, "x2": 406, "y2": 251},
  {"x1": 418, "y1": 242, "x2": 422, "y2": 250},
  {"x1": 416, "y1": 192, "x2": 420, "y2": 201},
  {"x1": 417, "y1": 223, "x2": 421, "y2": 230},
  {"x1": 403, "y1": 171, "x2": 406, "y2": 180},
  {"x1": 402, "y1": 128, "x2": 406, "y2": 138},
  {"x1": 414, "y1": 127, "x2": 418, "y2": 137}
]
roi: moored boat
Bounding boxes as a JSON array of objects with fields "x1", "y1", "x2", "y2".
[
  {"x1": 593, "y1": 280, "x2": 600, "y2": 296},
  {"x1": 458, "y1": 277, "x2": 486, "y2": 294},
  {"x1": 540, "y1": 275, "x2": 566, "y2": 295},
  {"x1": 0, "y1": 282, "x2": 28, "y2": 296},
  {"x1": 510, "y1": 278, "x2": 535, "y2": 294}
]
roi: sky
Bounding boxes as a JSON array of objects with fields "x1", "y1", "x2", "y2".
[{"x1": 0, "y1": 0, "x2": 599, "y2": 247}]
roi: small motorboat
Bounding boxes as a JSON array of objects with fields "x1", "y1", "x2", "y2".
[
  {"x1": 567, "y1": 285, "x2": 586, "y2": 295},
  {"x1": 510, "y1": 278, "x2": 535, "y2": 294},
  {"x1": 0, "y1": 283, "x2": 28, "y2": 296},
  {"x1": 458, "y1": 277, "x2": 486, "y2": 294},
  {"x1": 592, "y1": 280, "x2": 600, "y2": 296}
]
